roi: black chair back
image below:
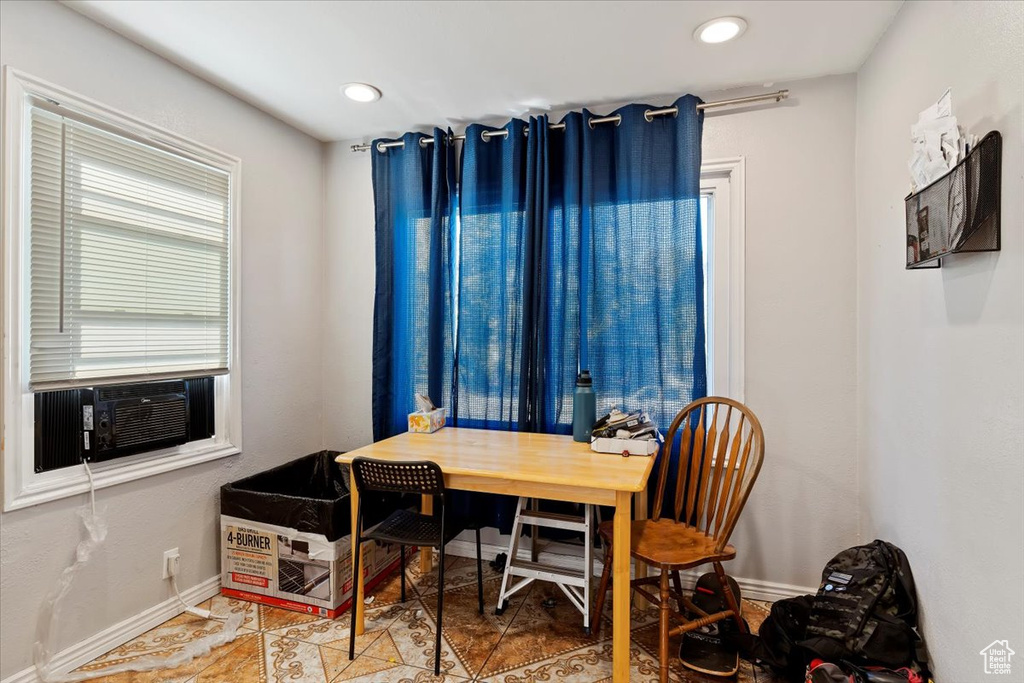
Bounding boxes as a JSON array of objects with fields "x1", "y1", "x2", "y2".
[{"x1": 350, "y1": 457, "x2": 446, "y2": 496}]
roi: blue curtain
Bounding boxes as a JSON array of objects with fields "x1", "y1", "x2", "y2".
[
  {"x1": 455, "y1": 116, "x2": 566, "y2": 434},
  {"x1": 574, "y1": 96, "x2": 708, "y2": 516},
  {"x1": 577, "y1": 95, "x2": 707, "y2": 445},
  {"x1": 453, "y1": 118, "x2": 529, "y2": 431},
  {"x1": 371, "y1": 129, "x2": 455, "y2": 441},
  {"x1": 451, "y1": 118, "x2": 541, "y2": 530},
  {"x1": 370, "y1": 97, "x2": 706, "y2": 526}
]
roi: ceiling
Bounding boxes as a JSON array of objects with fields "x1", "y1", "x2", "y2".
[{"x1": 64, "y1": 0, "x2": 902, "y2": 142}]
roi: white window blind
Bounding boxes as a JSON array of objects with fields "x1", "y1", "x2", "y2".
[{"x1": 28, "y1": 106, "x2": 231, "y2": 390}]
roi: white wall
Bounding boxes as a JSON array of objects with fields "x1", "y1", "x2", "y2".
[
  {"x1": 323, "y1": 74, "x2": 861, "y2": 592},
  {"x1": 0, "y1": 1, "x2": 325, "y2": 678},
  {"x1": 702, "y1": 75, "x2": 860, "y2": 589},
  {"x1": 856, "y1": 2, "x2": 1024, "y2": 681}
]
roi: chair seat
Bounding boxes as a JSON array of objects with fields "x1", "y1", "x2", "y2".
[
  {"x1": 363, "y1": 509, "x2": 457, "y2": 548},
  {"x1": 598, "y1": 518, "x2": 736, "y2": 569}
]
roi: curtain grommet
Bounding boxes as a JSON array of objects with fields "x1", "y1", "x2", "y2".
[
  {"x1": 376, "y1": 142, "x2": 388, "y2": 154},
  {"x1": 419, "y1": 137, "x2": 430, "y2": 149},
  {"x1": 644, "y1": 109, "x2": 654, "y2": 123},
  {"x1": 481, "y1": 130, "x2": 491, "y2": 142},
  {"x1": 587, "y1": 117, "x2": 595, "y2": 130}
]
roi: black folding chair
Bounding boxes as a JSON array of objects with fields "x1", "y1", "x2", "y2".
[{"x1": 348, "y1": 457, "x2": 483, "y2": 675}]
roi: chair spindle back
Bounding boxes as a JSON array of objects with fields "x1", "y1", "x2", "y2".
[{"x1": 650, "y1": 397, "x2": 765, "y2": 553}]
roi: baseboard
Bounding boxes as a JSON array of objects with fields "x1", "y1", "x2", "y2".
[
  {"x1": 2, "y1": 576, "x2": 221, "y2": 683},
  {"x1": 446, "y1": 536, "x2": 813, "y2": 603}
]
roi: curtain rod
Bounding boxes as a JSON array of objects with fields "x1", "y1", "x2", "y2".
[{"x1": 350, "y1": 89, "x2": 788, "y2": 153}]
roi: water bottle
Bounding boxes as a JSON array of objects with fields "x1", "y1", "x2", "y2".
[{"x1": 573, "y1": 370, "x2": 596, "y2": 442}]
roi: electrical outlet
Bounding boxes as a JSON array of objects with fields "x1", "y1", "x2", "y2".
[{"x1": 162, "y1": 548, "x2": 180, "y2": 580}]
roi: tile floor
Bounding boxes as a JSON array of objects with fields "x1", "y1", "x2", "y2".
[{"x1": 75, "y1": 553, "x2": 777, "y2": 682}]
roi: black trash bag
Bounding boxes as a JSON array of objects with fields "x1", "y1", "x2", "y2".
[{"x1": 220, "y1": 450, "x2": 416, "y2": 542}]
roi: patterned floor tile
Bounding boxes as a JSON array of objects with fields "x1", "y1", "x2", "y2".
[
  {"x1": 257, "y1": 603, "x2": 322, "y2": 632},
  {"x1": 336, "y1": 662, "x2": 472, "y2": 682},
  {"x1": 383, "y1": 598, "x2": 471, "y2": 678},
  {"x1": 417, "y1": 575, "x2": 512, "y2": 676},
  {"x1": 359, "y1": 630, "x2": 403, "y2": 662},
  {"x1": 412, "y1": 554, "x2": 498, "y2": 599},
  {"x1": 402, "y1": 549, "x2": 455, "y2": 587},
  {"x1": 476, "y1": 580, "x2": 601, "y2": 678},
  {"x1": 265, "y1": 600, "x2": 405, "y2": 654},
  {"x1": 476, "y1": 639, "x2": 662, "y2": 683},
  {"x1": 596, "y1": 591, "x2": 664, "y2": 633},
  {"x1": 333, "y1": 648, "x2": 404, "y2": 681},
  {"x1": 261, "y1": 632, "x2": 350, "y2": 682},
  {"x1": 364, "y1": 568, "x2": 415, "y2": 608}
]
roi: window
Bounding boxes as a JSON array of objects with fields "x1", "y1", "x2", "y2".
[
  {"x1": 450, "y1": 164, "x2": 744, "y2": 431},
  {"x1": 701, "y1": 158, "x2": 746, "y2": 402},
  {"x1": 2, "y1": 69, "x2": 241, "y2": 511},
  {"x1": 28, "y1": 108, "x2": 230, "y2": 389}
]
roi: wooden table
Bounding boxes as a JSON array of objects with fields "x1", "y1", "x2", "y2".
[{"x1": 335, "y1": 427, "x2": 655, "y2": 683}]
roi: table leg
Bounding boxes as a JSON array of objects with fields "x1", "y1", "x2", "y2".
[
  {"x1": 420, "y1": 494, "x2": 433, "y2": 574},
  {"x1": 633, "y1": 486, "x2": 649, "y2": 609},
  {"x1": 350, "y1": 464, "x2": 364, "y2": 636},
  {"x1": 530, "y1": 498, "x2": 540, "y2": 562},
  {"x1": 612, "y1": 489, "x2": 631, "y2": 682}
]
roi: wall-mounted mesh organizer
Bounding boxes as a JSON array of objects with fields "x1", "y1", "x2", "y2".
[{"x1": 905, "y1": 131, "x2": 1001, "y2": 269}]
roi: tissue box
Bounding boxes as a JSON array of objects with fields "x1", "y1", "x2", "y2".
[{"x1": 408, "y1": 407, "x2": 446, "y2": 433}]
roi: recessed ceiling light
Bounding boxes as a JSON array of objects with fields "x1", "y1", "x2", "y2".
[
  {"x1": 694, "y1": 17, "x2": 747, "y2": 44},
  {"x1": 341, "y1": 83, "x2": 382, "y2": 103}
]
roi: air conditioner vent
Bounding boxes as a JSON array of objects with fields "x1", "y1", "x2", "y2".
[
  {"x1": 97, "y1": 380, "x2": 186, "y2": 402},
  {"x1": 185, "y1": 377, "x2": 215, "y2": 440},
  {"x1": 34, "y1": 390, "x2": 86, "y2": 473},
  {"x1": 113, "y1": 399, "x2": 188, "y2": 448}
]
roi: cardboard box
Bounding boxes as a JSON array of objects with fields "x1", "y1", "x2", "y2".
[
  {"x1": 220, "y1": 514, "x2": 410, "y2": 619},
  {"x1": 408, "y1": 407, "x2": 446, "y2": 433},
  {"x1": 219, "y1": 451, "x2": 418, "y2": 619}
]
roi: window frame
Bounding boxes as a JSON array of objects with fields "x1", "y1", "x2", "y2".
[
  {"x1": 1, "y1": 68, "x2": 242, "y2": 512},
  {"x1": 701, "y1": 157, "x2": 745, "y2": 402}
]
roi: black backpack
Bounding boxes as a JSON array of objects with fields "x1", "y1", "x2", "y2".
[
  {"x1": 802, "y1": 540, "x2": 924, "y2": 669},
  {"x1": 740, "y1": 540, "x2": 928, "y2": 679},
  {"x1": 739, "y1": 595, "x2": 815, "y2": 679}
]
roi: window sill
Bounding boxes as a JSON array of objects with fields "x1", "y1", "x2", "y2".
[{"x1": 3, "y1": 440, "x2": 240, "y2": 512}]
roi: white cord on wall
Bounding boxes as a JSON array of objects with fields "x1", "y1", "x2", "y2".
[{"x1": 32, "y1": 459, "x2": 241, "y2": 682}]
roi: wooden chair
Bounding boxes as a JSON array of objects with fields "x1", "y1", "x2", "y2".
[{"x1": 590, "y1": 397, "x2": 765, "y2": 683}]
